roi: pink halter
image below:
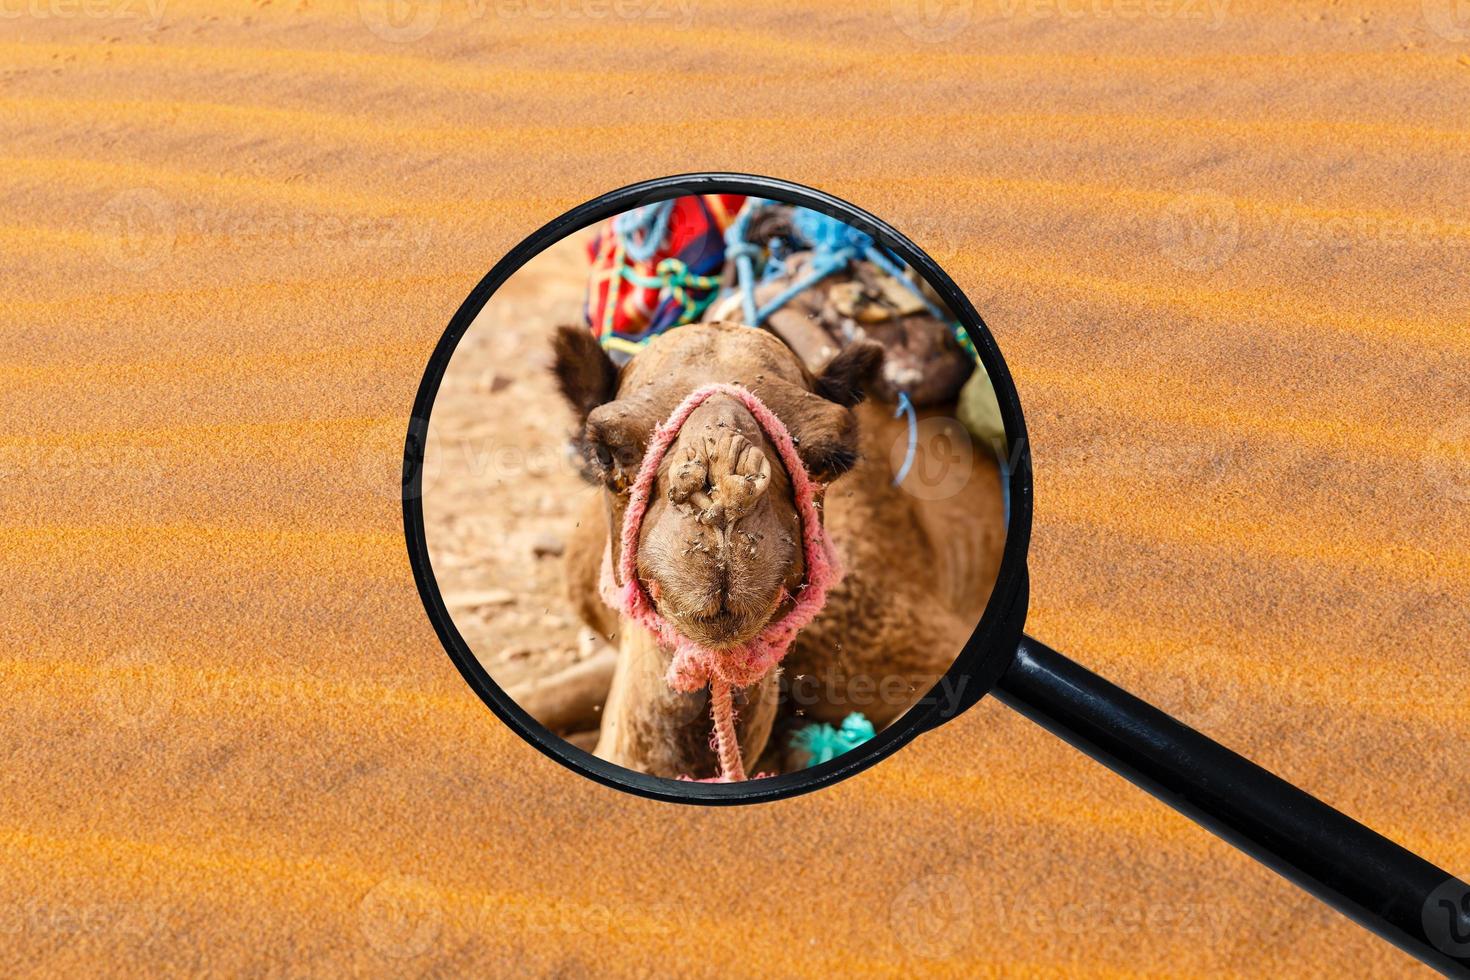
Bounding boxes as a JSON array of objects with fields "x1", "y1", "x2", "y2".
[{"x1": 599, "y1": 382, "x2": 843, "y2": 781}]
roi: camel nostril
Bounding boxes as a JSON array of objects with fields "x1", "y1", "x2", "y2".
[
  {"x1": 669, "y1": 424, "x2": 773, "y2": 528},
  {"x1": 716, "y1": 435, "x2": 772, "y2": 520}
]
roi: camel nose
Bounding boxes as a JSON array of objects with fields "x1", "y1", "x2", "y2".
[{"x1": 667, "y1": 424, "x2": 773, "y2": 531}]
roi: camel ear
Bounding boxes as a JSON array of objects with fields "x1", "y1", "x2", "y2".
[
  {"x1": 758, "y1": 377, "x2": 864, "y2": 484},
  {"x1": 814, "y1": 340, "x2": 883, "y2": 407},
  {"x1": 550, "y1": 325, "x2": 619, "y2": 422},
  {"x1": 796, "y1": 408, "x2": 861, "y2": 483}
]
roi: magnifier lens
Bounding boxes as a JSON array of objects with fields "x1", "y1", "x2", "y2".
[{"x1": 413, "y1": 184, "x2": 1016, "y2": 793}]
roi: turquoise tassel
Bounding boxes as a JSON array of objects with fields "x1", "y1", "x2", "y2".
[{"x1": 790, "y1": 712, "x2": 876, "y2": 767}]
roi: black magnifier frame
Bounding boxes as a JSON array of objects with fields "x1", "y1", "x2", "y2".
[
  {"x1": 404, "y1": 173, "x2": 1468, "y2": 976},
  {"x1": 404, "y1": 172, "x2": 1034, "y2": 806}
]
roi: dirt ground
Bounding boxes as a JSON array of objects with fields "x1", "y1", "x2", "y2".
[{"x1": 422, "y1": 233, "x2": 601, "y2": 695}]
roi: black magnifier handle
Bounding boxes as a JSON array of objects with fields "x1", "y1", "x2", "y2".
[{"x1": 992, "y1": 635, "x2": 1470, "y2": 977}]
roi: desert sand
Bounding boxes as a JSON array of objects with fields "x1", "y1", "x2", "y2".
[{"x1": 3, "y1": 1, "x2": 1469, "y2": 975}]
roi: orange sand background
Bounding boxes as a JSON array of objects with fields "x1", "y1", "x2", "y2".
[{"x1": 4, "y1": 2, "x2": 1469, "y2": 975}]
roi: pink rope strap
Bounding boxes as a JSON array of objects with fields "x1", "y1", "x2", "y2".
[{"x1": 600, "y1": 382, "x2": 843, "y2": 782}]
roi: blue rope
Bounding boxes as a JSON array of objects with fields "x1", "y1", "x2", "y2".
[
  {"x1": 613, "y1": 201, "x2": 675, "y2": 263},
  {"x1": 722, "y1": 198, "x2": 765, "y2": 327},
  {"x1": 730, "y1": 241, "x2": 762, "y2": 327},
  {"x1": 724, "y1": 204, "x2": 951, "y2": 328},
  {"x1": 861, "y1": 243, "x2": 949, "y2": 321},
  {"x1": 749, "y1": 249, "x2": 852, "y2": 323},
  {"x1": 793, "y1": 210, "x2": 950, "y2": 320},
  {"x1": 892, "y1": 392, "x2": 917, "y2": 487}
]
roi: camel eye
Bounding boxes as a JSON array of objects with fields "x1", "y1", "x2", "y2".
[
  {"x1": 583, "y1": 402, "x2": 652, "y2": 488},
  {"x1": 589, "y1": 441, "x2": 627, "y2": 490}
]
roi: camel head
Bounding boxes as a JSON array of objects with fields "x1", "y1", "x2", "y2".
[{"x1": 552, "y1": 322, "x2": 880, "y2": 651}]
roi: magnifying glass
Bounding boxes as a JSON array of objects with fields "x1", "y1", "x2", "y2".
[{"x1": 403, "y1": 173, "x2": 1469, "y2": 976}]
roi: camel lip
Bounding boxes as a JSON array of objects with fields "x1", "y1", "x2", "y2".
[
  {"x1": 668, "y1": 609, "x2": 762, "y2": 647},
  {"x1": 662, "y1": 591, "x2": 785, "y2": 648}
]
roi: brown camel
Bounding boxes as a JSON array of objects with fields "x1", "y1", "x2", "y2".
[{"x1": 550, "y1": 321, "x2": 1005, "y2": 779}]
